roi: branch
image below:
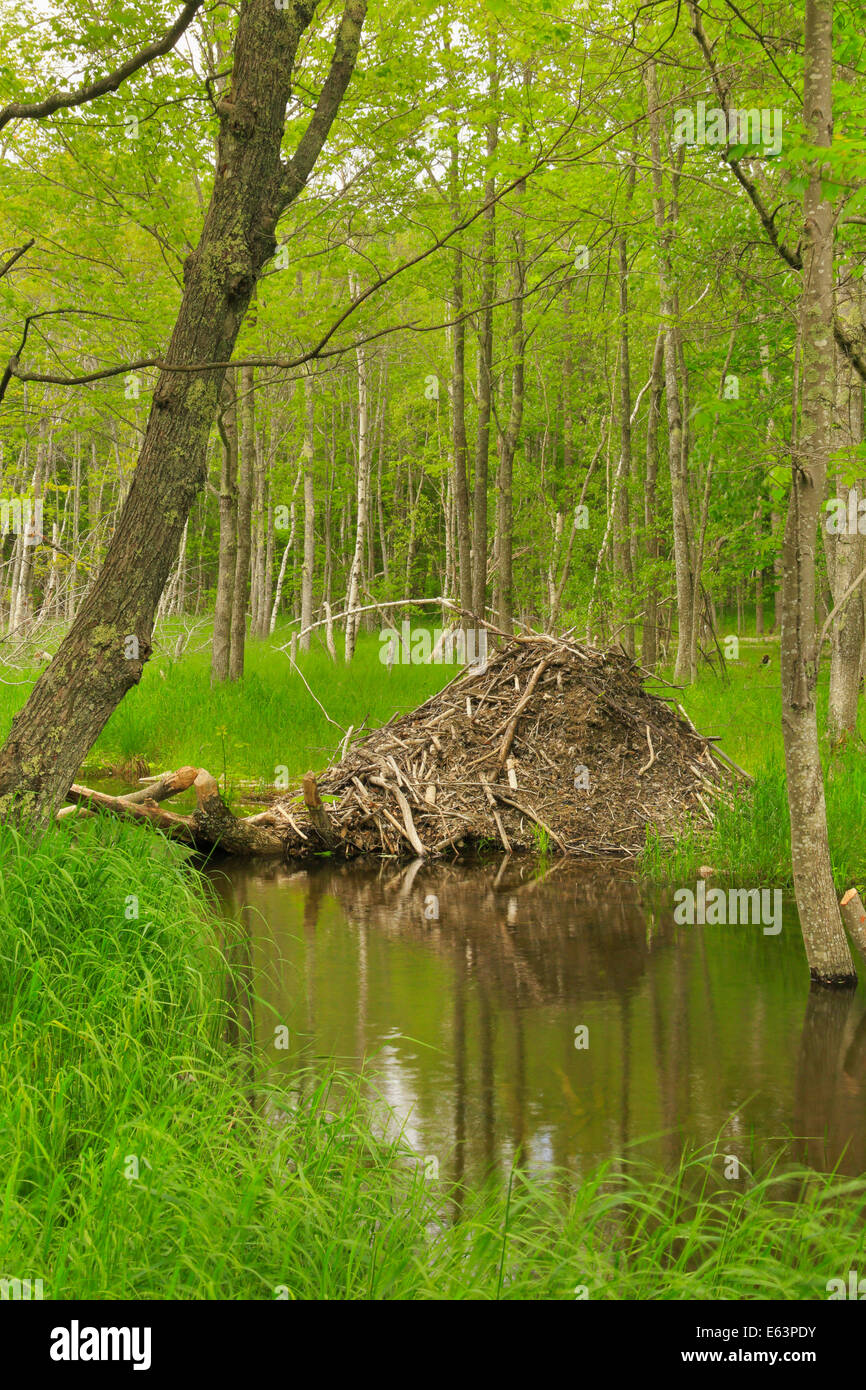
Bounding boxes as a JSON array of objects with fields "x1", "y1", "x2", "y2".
[
  {"x1": 0, "y1": 238, "x2": 34, "y2": 281},
  {"x1": 280, "y1": 0, "x2": 367, "y2": 209},
  {"x1": 0, "y1": 2, "x2": 203, "y2": 132},
  {"x1": 686, "y1": 0, "x2": 802, "y2": 269}
]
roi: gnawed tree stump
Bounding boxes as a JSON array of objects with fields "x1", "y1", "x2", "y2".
[{"x1": 841, "y1": 888, "x2": 866, "y2": 962}]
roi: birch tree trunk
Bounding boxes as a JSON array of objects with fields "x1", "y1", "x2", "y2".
[
  {"x1": 344, "y1": 294, "x2": 371, "y2": 662},
  {"x1": 211, "y1": 375, "x2": 238, "y2": 682},
  {"x1": 300, "y1": 369, "x2": 316, "y2": 652}
]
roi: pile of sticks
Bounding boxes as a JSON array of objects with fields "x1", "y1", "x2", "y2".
[
  {"x1": 61, "y1": 633, "x2": 746, "y2": 861},
  {"x1": 274, "y1": 633, "x2": 745, "y2": 860}
]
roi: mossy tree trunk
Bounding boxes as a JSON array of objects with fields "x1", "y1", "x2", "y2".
[{"x1": 0, "y1": 0, "x2": 367, "y2": 826}]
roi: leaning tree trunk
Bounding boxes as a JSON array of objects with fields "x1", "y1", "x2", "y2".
[
  {"x1": 0, "y1": 0, "x2": 367, "y2": 826},
  {"x1": 781, "y1": 0, "x2": 856, "y2": 986}
]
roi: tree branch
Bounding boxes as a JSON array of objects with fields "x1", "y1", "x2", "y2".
[{"x1": 0, "y1": 1, "x2": 203, "y2": 132}]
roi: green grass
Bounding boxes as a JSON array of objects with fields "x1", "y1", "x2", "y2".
[
  {"x1": 0, "y1": 624, "x2": 452, "y2": 795},
  {"x1": 642, "y1": 635, "x2": 866, "y2": 888},
  {"x1": 1, "y1": 817, "x2": 865, "y2": 1300}
]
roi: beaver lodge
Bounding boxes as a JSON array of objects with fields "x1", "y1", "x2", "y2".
[{"x1": 64, "y1": 633, "x2": 748, "y2": 860}]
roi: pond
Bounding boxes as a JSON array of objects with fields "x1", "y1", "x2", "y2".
[{"x1": 206, "y1": 855, "x2": 866, "y2": 1186}]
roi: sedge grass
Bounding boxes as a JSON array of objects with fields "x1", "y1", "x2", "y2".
[{"x1": 1, "y1": 819, "x2": 865, "y2": 1299}]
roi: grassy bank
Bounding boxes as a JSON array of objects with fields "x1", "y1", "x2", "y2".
[
  {"x1": 1, "y1": 819, "x2": 865, "y2": 1300},
  {"x1": 645, "y1": 636, "x2": 866, "y2": 889},
  {"x1": 0, "y1": 624, "x2": 452, "y2": 798},
  {"x1": 0, "y1": 622, "x2": 863, "y2": 883}
]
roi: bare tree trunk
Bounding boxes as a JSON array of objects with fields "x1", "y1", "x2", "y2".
[
  {"x1": 446, "y1": 67, "x2": 472, "y2": 621},
  {"x1": 827, "y1": 266, "x2": 865, "y2": 745},
  {"x1": 229, "y1": 356, "x2": 255, "y2": 678},
  {"x1": 754, "y1": 508, "x2": 764, "y2": 636},
  {"x1": 471, "y1": 30, "x2": 498, "y2": 624},
  {"x1": 345, "y1": 303, "x2": 371, "y2": 662},
  {"x1": 300, "y1": 369, "x2": 316, "y2": 652},
  {"x1": 781, "y1": 0, "x2": 855, "y2": 985},
  {"x1": 641, "y1": 330, "x2": 665, "y2": 669},
  {"x1": 211, "y1": 375, "x2": 238, "y2": 682},
  {"x1": 646, "y1": 60, "x2": 693, "y2": 682},
  {"x1": 614, "y1": 192, "x2": 635, "y2": 658},
  {"x1": 494, "y1": 150, "x2": 526, "y2": 638}
]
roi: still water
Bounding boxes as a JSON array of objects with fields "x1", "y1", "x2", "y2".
[{"x1": 207, "y1": 856, "x2": 866, "y2": 1185}]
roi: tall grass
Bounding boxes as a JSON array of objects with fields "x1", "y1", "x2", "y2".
[
  {"x1": 644, "y1": 640, "x2": 866, "y2": 888},
  {"x1": 1, "y1": 820, "x2": 865, "y2": 1299},
  {"x1": 0, "y1": 626, "x2": 454, "y2": 794}
]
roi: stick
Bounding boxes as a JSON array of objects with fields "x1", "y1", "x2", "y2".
[
  {"x1": 495, "y1": 655, "x2": 552, "y2": 770},
  {"x1": 637, "y1": 725, "x2": 656, "y2": 776}
]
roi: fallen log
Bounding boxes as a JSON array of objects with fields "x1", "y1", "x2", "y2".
[{"x1": 62, "y1": 767, "x2": 287, "y2": 856}]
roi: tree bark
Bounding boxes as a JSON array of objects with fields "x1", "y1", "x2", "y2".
[
  {"x1": 0, "y1": 0, "x2": 367, "y2": 825},
  {"x1": 781, "y1": 0, "x2": 856, "y2": 985},
  {"x1": 646, "y1": 60, "x2": 693, "y2": 683},
  {"x1": 229, "y1": 358, "x2": 255, "y2": 678},
  {"x1": 211, "y1": 374, "x2": 238, "y2": 682},
  {"x1": 300, "y1": 368, "x2": 316, "y2": 652},
  {"x1": 471, "y1": 29, "x2": 498, "y2": 625}
]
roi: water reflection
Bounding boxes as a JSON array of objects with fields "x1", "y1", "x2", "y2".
[{"x1": 207, "y1": 857, "x2": 866, "y2": 1184}]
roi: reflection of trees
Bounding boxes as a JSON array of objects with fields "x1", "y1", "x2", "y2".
[
  {"x1": 794, "y1": 984, "x2": 866, "y2": 1176},
  {"x1": 310, "y1": 858, "x2": 660, "y2": 1005},
  {"x1": 209, "y1": 856, "x2": 662, "y2": 1180},
  {"x1": 205, "y1": 858, "x2": 866, "y2": 1184}
]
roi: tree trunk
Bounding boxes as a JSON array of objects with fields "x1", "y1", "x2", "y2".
[
  {"x1": 646, "y1": 60, "x2": 693, "y2": 683},
  {"x1": 229, "y1": 359, "x2": 255, "y2": 678},
  {"x1": 0, "y1": 0, "x2": 366, "y2": 825},
  {"x1": 211, "y1": 374, "x2": 238, "y2": 682},
  {"x1": 494, "y1": 154, "x2": 526, "y2": 638},
  {"x1": 781, "y1": 0, "x2": 856, "y2": 986},
  {"x1": 641, "y1": 330, "x2": 665, "y2": 669},
  {"x1": 345, "y1": 305, "x2": 371, "y2": 662},
  {"x1": 826, "y1": 267, "x2": 865, "y2": 745},
  {"x1": 614, "y1": 204, "x2": 635, "y2": 658},
  {"x1": 300, "y1": 369, "x2": 316, "y2": 652},
  {"x1": 471, "y1": 30, "x2": 498, "y2": 625}
]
